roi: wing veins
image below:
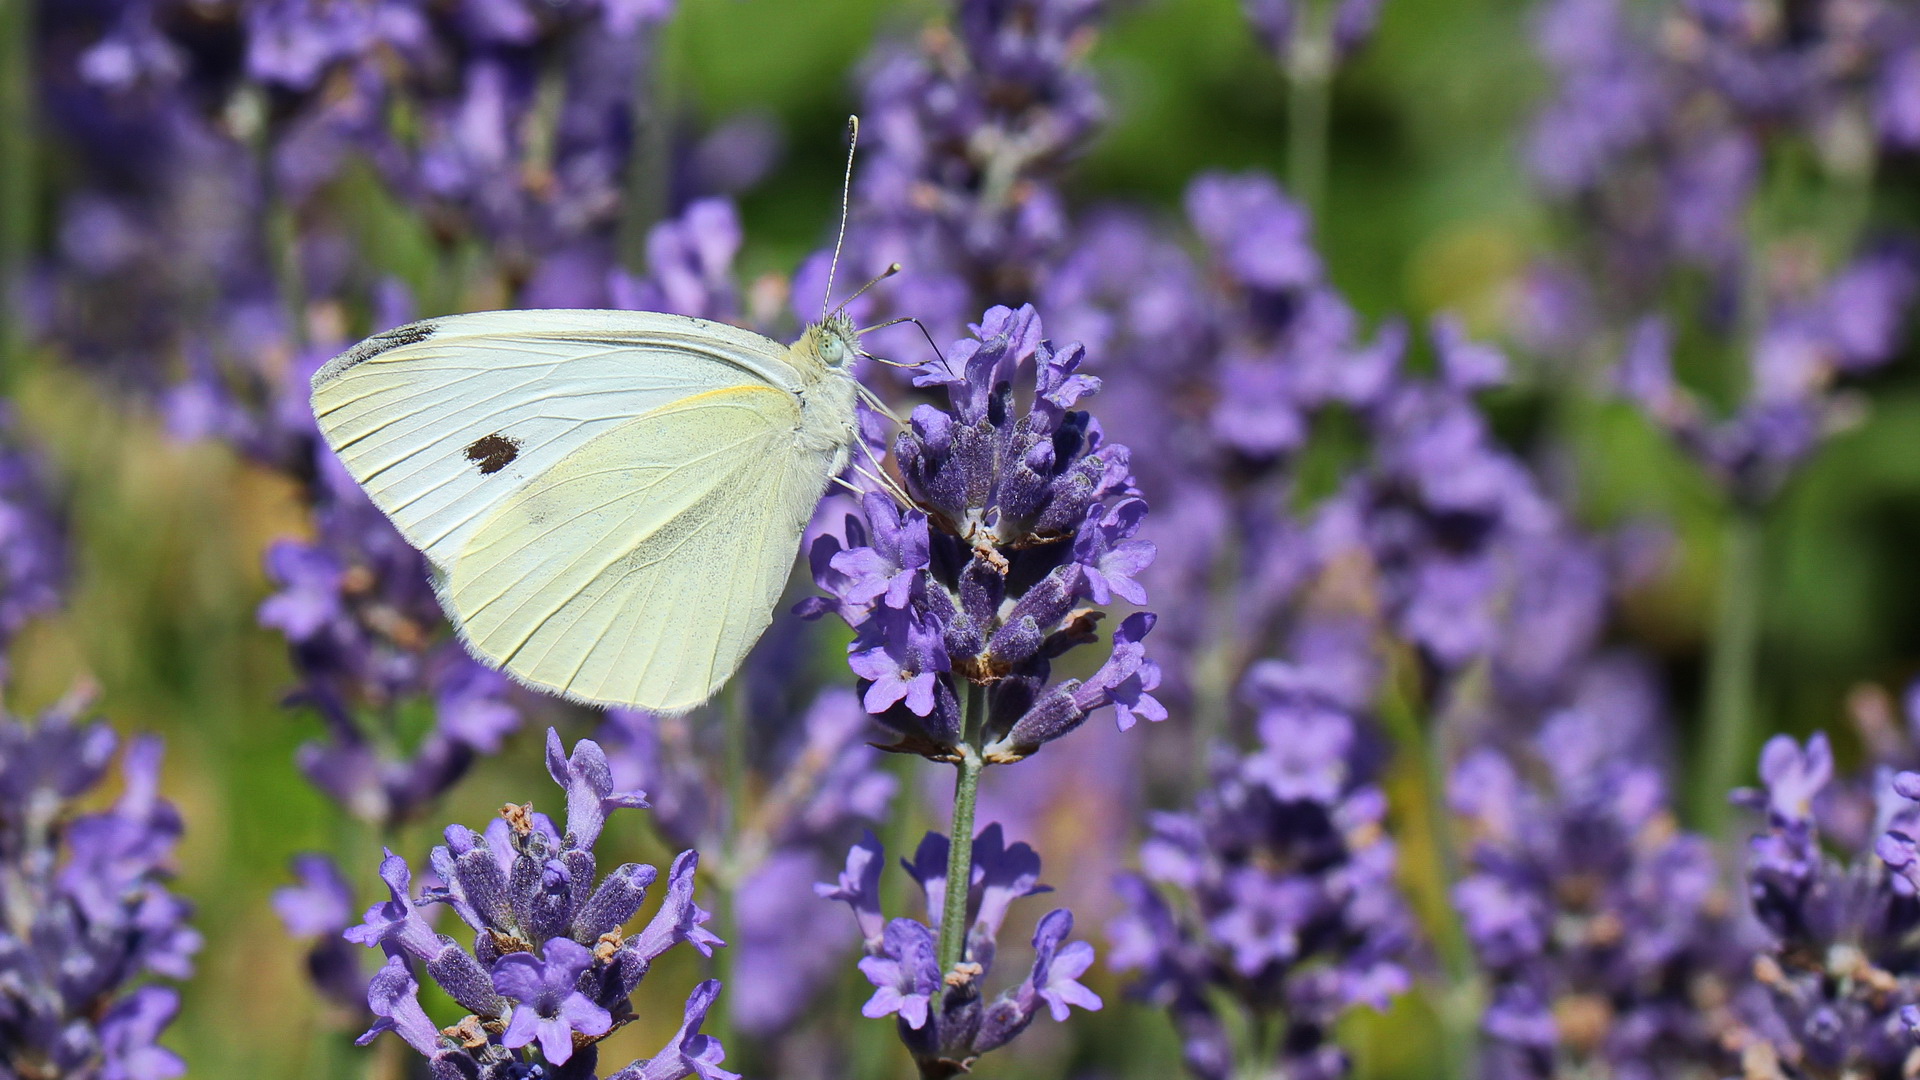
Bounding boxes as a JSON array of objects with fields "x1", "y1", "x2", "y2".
[{"x1": 469, "y1": 421, "x2": 779, "y2": 650}]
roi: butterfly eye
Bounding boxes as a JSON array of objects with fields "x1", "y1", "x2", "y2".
[{"x1": 818, "y1": 318, "x2": 862, "y2": 369}]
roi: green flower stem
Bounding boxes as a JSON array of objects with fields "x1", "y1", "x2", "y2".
[
  {"x1": 937, "y1": 750, "x2": 983, "y2": 976},
  {"x1": 1189, "y1": 534, "x2": 1245, "y2": 793},
  {"x1": 1, "y1": 0, "x2": 36, "y2": 394},
  {"x1": 1379, "y1": 665, "x2": 1480, "y2": 1080},
  {"x1": 1694, "y1": 508, "x2": 1763, "y2": 838},
  {"x1": 1286, "y1": 21, "x2": 1333, "y2": 220},
  {"x1": 620, "y1": 15, "x2": 679, "y2": 270},
  {"x1": 938, "y1": 684, "x2": 987, "y2": 978}
]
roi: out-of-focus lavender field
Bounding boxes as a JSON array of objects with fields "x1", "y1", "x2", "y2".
[{"x1": 5, "y1": 0, "x2": 1920, "y2": 1078}]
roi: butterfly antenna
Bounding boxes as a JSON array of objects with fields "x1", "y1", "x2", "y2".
[
  {"x1": 822, "y1": 115, "x2": 860, "y2": 322},
  {"x1": 833, "y1": 262, "x2": 901, "y2": 315}
]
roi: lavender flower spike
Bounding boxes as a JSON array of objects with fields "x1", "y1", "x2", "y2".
[
  {"x1": 1732, "y1": 732, "x2": 1920, "y2": 1076},
  {"x1": 347, "y1": 727, "x2": 733, "y2": 1077},
  {"x1": 802, "y1": 304, "x2": 1142, "y2": 1071},
  {"x1": 1111, "y1": 635, "x2": 1410, "y2": 1080},
  {"x1": 1, "y1": 707, "x2": 197, "y2": 1080},
  {"x1": 802, "y1": 305, "x2": 1161, "y2": 763}
]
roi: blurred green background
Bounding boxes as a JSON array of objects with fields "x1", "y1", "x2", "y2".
[{"x1": 9, "y1": 0, "x2": 1920, "y2": 1076}]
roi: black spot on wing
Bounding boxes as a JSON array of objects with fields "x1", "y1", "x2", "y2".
[{"x1": 464, "y1": 433, "x2": 522, "y2": 475}]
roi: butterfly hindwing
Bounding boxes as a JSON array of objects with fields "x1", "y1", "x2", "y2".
[{"x1": 441, "y1": 383, "x2": 832, "y2": 712}]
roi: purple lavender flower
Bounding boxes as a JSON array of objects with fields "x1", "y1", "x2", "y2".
[
  {"x1": 1109, "y1": 629, "x2": 1411, "y2": 1080},
  {"x1": 1608, "y1": 252, "x2": 1920, "y2": 502},
  {"x1": 494, "y1": 938, "x2": 614, "y2": 1063},
  {"x1": 0, "y1": 412, "x2": 65, "y2": 670},
  {"x1": 273, "y1": 853, "x2": 373, "y2": 1013},
  {"x1": 802, "y1": 304, "x2": 1162, "y2": 762},
  {"x1": 1299, "y1": 318, "x2": 1624, "y2": 697},
  {"x1": 822, "y1": 826, "x2": 1102, "y2": 1077},
  {"x1": 1526, "y1": 0, "x2": 1920, "y2": 500},
  {"x1": 806, "y1": 0, "x2": 1110, "y2": 364},
  {"x1": 347, "y1": 727, "x2": 735, "y2": 1078},
  {"x1": 1040, "y1": 172, "x2": 1402, "y2": 731},
  {"x1": 0, "y1": 702, "x2": 198, "y2": 1080},
  {"x1": 1451, "y1": 702, "x2": 1747, "y2": 1078},
  {"x1": 1723, "y1": 733, "x2": 1920, "y2": 1075}
]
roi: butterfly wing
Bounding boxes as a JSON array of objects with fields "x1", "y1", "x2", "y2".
[
  {"x1": 441, "y1": 383, "x2": 835, "y2": 712},
  {"x1": 310, "y1": 309, "x2": 798, "y2": 569}
]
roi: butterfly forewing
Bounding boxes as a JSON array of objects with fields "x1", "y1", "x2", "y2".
[{"x1": 310, "y1": 310, "x2": 799, "y2": 569}]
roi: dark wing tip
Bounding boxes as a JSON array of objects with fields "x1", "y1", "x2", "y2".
[{"x1": 311, "y1": 320, "x2": 441, "y2": 390}]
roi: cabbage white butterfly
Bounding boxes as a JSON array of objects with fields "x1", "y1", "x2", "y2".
[{"x1": 310, "y1": 120, "x2": 894, "y2": 713}]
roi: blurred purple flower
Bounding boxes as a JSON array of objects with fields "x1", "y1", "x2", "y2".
[
  {"x1": 806, "y1": 0, "x2": 1110, "y2": 364},
  {"x1": 0, "y1": 414, "x2": 65, "y2": 671},
  {"x1": 0, "y1": 705, "x2": 197, "y2": 1080},
  {"x1": 1727, "y1": 733, "x2": 1920, "y2": 1075},
  {"x1": 1453, "y1": 705, "x2": 1747, "y2": 1078},
  {"x1": 1527, "y1": 0, "x2": 1920, "y2": 499},
  {"x1": 1111, "y1": 629, "x2": 1410, "y2": 1080},
  {"x1": 273, "y1": 853, "x2": 371, "y2": 1013}
]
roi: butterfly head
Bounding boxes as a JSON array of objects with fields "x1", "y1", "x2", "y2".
[{"x1": 815, "y1": 312, "x2": 861, "y2": 371}]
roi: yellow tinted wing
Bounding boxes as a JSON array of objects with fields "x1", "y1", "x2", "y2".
[{"x1": 443, "y1": 384, "x2": 826, "y2": 712}]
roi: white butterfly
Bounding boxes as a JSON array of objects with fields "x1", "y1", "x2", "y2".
[{"x1": 310, "y1": 121, "x2": 897, "y2": 713}]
